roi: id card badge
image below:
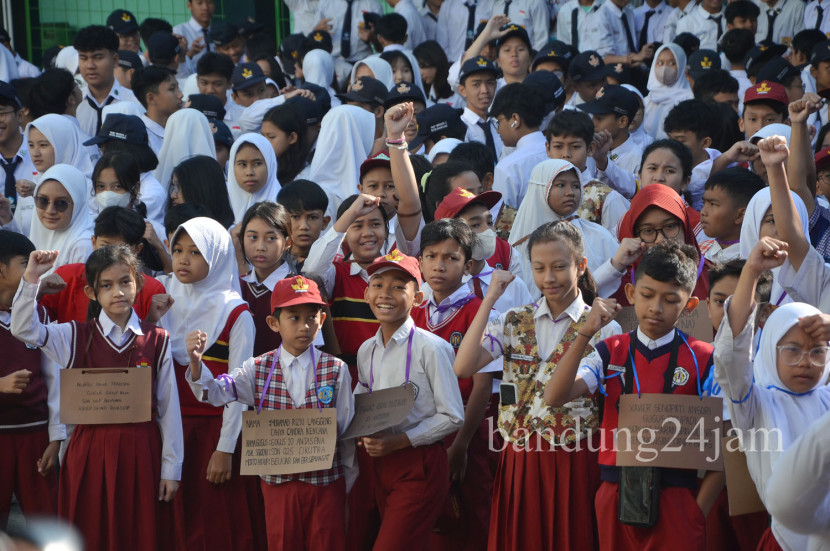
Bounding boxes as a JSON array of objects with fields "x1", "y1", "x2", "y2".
[{"x1": 499, "y1": 382, "x2": 518, "y2": 406}]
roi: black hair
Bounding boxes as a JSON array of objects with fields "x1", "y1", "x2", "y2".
[
  {"x1": 196, "y1": 52, "x2": 234, "y2": 80},
  {"x1": 93, "y1": 206, "x2": 145, "y2": 245},
  {"x1": 720, "y1": 28, "x2": 756, "y2": 65},
  {"x1": 663, "y1": 100, "x2": 719, "y2": 141},
  {"x1": 277, "y1": 179, "x2": 329, "y2": 214},
  {"x1": 99, "y1": 139, "x2": 158, "y2": 172},
  {"x1": 92, "y1": 152, "x2": 146, "y2": 217},
  {"x1": 693, "y1": 69, "x2": 739, "y2": 101},
  {"x1": 73, "y1": 25, "x2": 119, "y2": 53},
  {"x1": 0, "y1": 230, "x2": 35, "y2": 265},
  {"x1": 635, "y1": 242, "x2": 698, "y2": 294},
  {"x1": 148, "y1": 34, "x2": 179, "y2": 66},
  {"x1": 375, "y1": 13, "x2": 408, "y2": 44},
  {"x1": 707, "y1": 258, "x2": 745, "y2": 296},
  {"x1": 488, "y1": 83, "x2": 545, "y2": 129},
  {"x1": 703, "y1": 167, "x2": 766, "y2": 207},
  {"x1": 423, "y1": 160, "x2": 478, "y2": 223},
  {"x1": 792, "y1": 29, "x2": 828, "y2": 59},
  {"x1": 380, "y1": 50, "x2": 414, "y2": 78},
  {"x1": 164, "y1": 202, "x2": 211, "y2": 236},
  {"x1": 9, "y1": 78, "x2": 33, "y2": 111},
  {"x1": 139, "y1": 18, "x2": 173, "y2": 47},
  {"x1": 272, "y1": 303, "x2": 324, "y2": 319},
  {"x1": 413, "y1": 41, "x2": 452, "y2": 100},
  {"x1": 724, "y1": 0, "x2": 760, "y2": 24},
  {"x1": 253, "y1": 54, "x2": 286, "y2": 89},
  {"x1": 246, "y1": 33, "x2": 277, "y2": 60},
  {"x1": 27, "y1": 68, "x2": 76, "y2": 118},
  {"x1": 544, "y1": 109, "x2": 594, "y2": 146},
  {"x1": 742, "y1": 98, "x2": 789, "y2": 119},
  {"x1": 171, "y1": 155, "x2": 235, "y2": 228},
  {"x1": 85, "y1": 245, "x2": 144, "y2": 320},
  {"x1": 817, "y1": 123, "x2": 830, "y2": 153},
  {"x1": 131, "y1": 65, "x2": 176, "y2": 108},
  {"x1": 448, "y1": 143, "x2": 495, "y2": 184},
  {"x1": 239, "y1": 201, "x2": 290, "y2": 263},
  {"x1": 641, "y1": 139, "x2": 694, "y2": 181},
  {"x1": 711, "y1": 101, "x2": 744, "y2": 152},
  {"x1": 336, "y1": 194, "x2": 391, "y2": 259},
  {"x1": 263, "y1": 104, "x2": 309, "y2": 183},
  {"x1": 420, "y1": 218, "x2": 476, "y2": 261},
  {"x1": 526, "y1": 220, "x2": 598, "y2": 303}
]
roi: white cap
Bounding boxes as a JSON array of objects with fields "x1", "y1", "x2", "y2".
[
  {"x1": 427, "y1": 138, "x2": 463, "y2": 163},
  {"x1": 750, "y1": 123, "x2": 791, "y2": 144}
]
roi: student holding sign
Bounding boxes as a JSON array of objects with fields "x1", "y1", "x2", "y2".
[
  {"x1": 10, "y1": 246, "x2": 183, "y2": 551},
  {"x1": 185, "y1": 275, "x2": 355, "y2": 551},
  {"x1": 545, "y1": 243, "x2": 721, "y2": 551}
]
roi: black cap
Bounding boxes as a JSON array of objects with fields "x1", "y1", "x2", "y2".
[
  {"x1": 578, "y1": 84, "x2": 638, "y2": 119},
  {"x1": 337, "y1": 76, "x2": 388, "y2": 105},
  {"x1": 307, "y1": 30, "x2": 333, "y2": 53},
  {"x1": 299, "y1": 82, "x2": 332, "y2": 114},
  {"x1": 459, "y1": 56, "x2": 500, "y2": 83},
  {"x1": 811, "y1": 40, "x2": 830, "y2": 66},
  {"x1": 209, "y1": 119, "x2": 234, "y2": 147},
  {"x1": 232, "y1": 62, "x2": 267, "y2": 90},
  {"x1": 187, "y1": 93, "x2": 226, "y2": 120},
  {"x1": 117, "y1": 49, "x2": 142, "y2": 70},
  {"x1": 148, "y1": 32, "x2": 181, "y2": 62},
  {"x1": 211, "y1": 21, "x2": 240, "y2": 47},
  {"x1": 603, "y1": 61, "x2": 631, "y2": 84},
  {"x1": 532, "y1": 40, "x2": 574, "y2": 72},
  {"x1": 279, "y1": 33, "x2": 306, "y2": 77},
  {"x1": 0, "y1": 81, "x2": 21, "y2": 109},
  {"x1": 757, "y1": 56, "x2": 800, "y2": 85},
  {"x1": 83, "y1": 114, "x2": 149, "y2": 146},
  {"x1": 384, "y1": 81, "x2": 427, "y2": 109},
  {"x1": 524, "y1": 70, "x2": 565, "y2": 110},
  {"x1": 286, "y1": 96, "x2": 324, "y2": 126},
  {"x1": 411, "y1": 103, "x2": 466, "y2": 149},
  {"x1": 568, "y1": 50, "x2": 606, "y2": 82},
  {"x1": 237, "y1": 18, "x2": 264, "y2": 37},
  {"x1": 687, "y1": 49, "x2": 721, "y2": 80},
  {"x1": 745, "y1": 44, "x2": 787, "y2": 75},
  {"x1": 0, "y1": 27, "x2": 10, "y2": 43},
  {"x1": 497, "y1": 23, "x2": 532, "y2": 52},
  {"x1": 106, "y1": 9, "x2": 139, "y2": 35},
  {"x1": 673, "y1": 32, "x2": 700, "y2": 57}
]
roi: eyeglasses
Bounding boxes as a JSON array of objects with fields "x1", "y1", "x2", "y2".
[
  {"x1": 776, "y1": 345, "x2": 830, "y2": 367},
  {"x1": 818, "y1": 172, "x2": 830, "y2": 186},
  {"x1": 635, "y1": 221, "x2": 683, "y2": 243},
  {"x1": 169, "y1": 181, "x2": 180, "y2": 196},
  {"x1": 0, "y1": 110, "x2": 17, "y2": 121},
  {"x1": 34, "y1": 195, "x2": 73, "y2": 212}
]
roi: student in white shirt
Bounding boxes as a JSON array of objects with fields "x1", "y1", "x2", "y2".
[
  {"x1": 564, "y1": 50, "x2": 608, "y2": 109},
  {"x1": 804, "y1": 0, "x2": 830, "y2": 36},
  {"x1": 635, "y1": 0, "x2": 671, "y2": 46},
  {"x1": 457, "y1": 56, "x2": 503, "y2": 160},
  {"x1": 675, "y1": 0, "x2": 726, "y2": 51},
  {"x1": 662, "y1": 0, "x2": 696, "y2": 43},
  {"x1": 580, "y1": 0, "x2": 654, "y2": 65},
  {"x1": 722, "y1": 29, "x2": 756, "y2": 105},
  {"x1": 0, "y1": 28, "x2": 40, "y2": 78},
  {"x1": 436, "y1": 0, "x2": 491, "y2": 63},
  {"x1": 492, "y1": 0, "x2": 551, "y2": 51},
  {"x1": 172, "y1": 0, "x2": 215, "y2": 70},
  {"x1": 133, "y1": 66, "x2": 183, "y2": 156},
  {"x1": 0, "y1": 83, "x2": 36, "y2": 228},
  {"x1": 388, "y1": 0, "x2": 428, "y2": 49},
  {"x1": 194, "y1": 52, "x2": 242, "y2": 137},
  {"x1": 313, "y1": 0, "x2": 384, "y2": 63},
  {"x1": 642, "y1": 43, "x2": 694, "y2": 139},
  {"x1": 556, "y1": 0, "x2": 593, "y2": 49},
  {"x1": 756, "y1": 0, "x2": 805, "y2": 45}
]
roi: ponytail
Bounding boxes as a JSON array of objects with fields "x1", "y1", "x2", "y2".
[{"x1": 527, "y1": 220, "x2": 596, "y2": 301}]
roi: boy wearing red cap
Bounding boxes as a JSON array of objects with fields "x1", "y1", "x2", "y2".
[
  {"x1": 357, "y1": 250, "x2": 464, "y2": 550},
  {"x1": 185, "y1": 275, "x2": 355, "y2": 551},
  {"x1": 739, "y1": 80, "x2": 789, "y2": 139}
]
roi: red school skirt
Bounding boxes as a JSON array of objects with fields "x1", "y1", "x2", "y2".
[
  {"x1": 755, "y1": 528, "x2": 784, "y2": 551},
  {"x1": 0, "y1": 428, "x2": 58, "y2": 525},
  {"x1": 705, "y1": 486, "x2": 768, "y2": 551},
  {"x1": 488, "y1": 432, "x2": 601, "y2": 551}
]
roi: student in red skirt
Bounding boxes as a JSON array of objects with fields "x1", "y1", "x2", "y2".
[
  {"x1": 356, "y1": 250, "x2": 464, "y2": 551},
  {"x1": 11, "y1": 245, "x2": 183, "y2": 551},
  {"x1": 455, "y1": 220, "x2": 620, "y2": 551},
  {"x1": 185, "y1": 275, "x2": 356, "y2": 551},
  {"x1": 160, "y1": 217, "x2": 256, "y2": 551},
  {"x1": 0, "y1": 232, "x2": 62, "y2": 528}
]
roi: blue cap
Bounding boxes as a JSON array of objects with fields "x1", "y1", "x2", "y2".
[
  {"x1": 232, "y1": 62, "x2": 267, "y2": 91},
  {"x1": 83, "y1": 114, "x2": 149, "y2": 146},
  {"x1": 0, "y1": 80, "x2": 21, "y2": 109},
  {"x1": 578, "y1": 84, "x2": 639, "y2": 119},
  {"x1": 687, "y1": 49, "x2": 721, "y2": 80},
  {"x1": 286, "y1": 96, "x2": 324, "y2": 126},
  {"x1": 148, "y1": 32, "x2": 180, "y2": 63},
  {"x1": 411, "y1": 103, "x2": 466, "y2": 149},
  {"x1": 459, "y1": 56, "x2": 500, "y2": 83},
  {"x1": 384, "y1": 81, "x2": 427, "y2": 109},
  {"x1": 187, "y1": 93, "x2": 226, "y2": 121},
  {"x1": 532, "y1": 40, "x2": 575, "y2": 72},
  {"x1": 210, "y1": 119, "x2": 234, "y2": 147},
  {"x1": 568, "y1": 50, "x2": 606, "y2": 82}
]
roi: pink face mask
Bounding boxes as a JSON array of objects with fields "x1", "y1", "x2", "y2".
[{"x1": 654, "y1": 65, "x2": 679, "y2": 86}]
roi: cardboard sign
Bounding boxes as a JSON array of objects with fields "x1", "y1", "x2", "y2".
[
  {"x1": 722, "y1": 436, "x2": 767, "y2": 516},
  {"x1": 615, "y1": 304, "x2": 713, "y2": 343},
  {"x1": 60, "y1": 368, "x2": 152, "y2": 425},
  {"x1": 341, "y1": 386, "x2": 414, "y2": 439},
  {"x1": 241, "y1": 408, "x2": 338, "y2": 476},
  {"x1": 616, "y1": 394, "x2": 724, "y2": 471}
]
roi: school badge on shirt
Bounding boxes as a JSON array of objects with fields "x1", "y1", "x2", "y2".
[
  {"x1": 317, "y1": 384, "x2": 334, "y2": 405},
  {"x1": 672, "y1": 367, "x2": 690, "y2": 387}
]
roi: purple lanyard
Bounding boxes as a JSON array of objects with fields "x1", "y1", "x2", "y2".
[
  {"x1": 257, "y1": 345, "x2": 321, "y2": 413},
  {"x1": 630, "y1": 254, "x2": 705, "y2": 287},
  {"x1": 775, "y1": 290, "x2": 788, "y2": 306},
  {"x1": 471, "y1": 269, "x2": 494, "y2": 280},
  {"x1": 360, "y1": 327, "x2": 415, "y2": 393},
  {"x1": 428, "y1": 292, "x2": 477, "y2": 325}
]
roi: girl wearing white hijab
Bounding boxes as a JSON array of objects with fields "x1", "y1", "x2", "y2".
[
  {"x1": 0, "y1": 44, "x2": 19, "y2": 82},
  {"x1": 349, "y1": 56, "x2": 395, "y2": 90},
  {"x1": 307, "y1": 105, "x2": 375, "y2": 218},
  {"x1": 226, "y1": 133, "x2": 281, "y2": 224},
  {"x1": 509, "y1": 159, "x2": 620, "y2": 299},
  {"x1": 642, "y1": 44, "x2": 694, "y2": 140},
  {"x1": 302, "y1": 49, "x2": 342, "y2": 108},
  {"x1": 153, "y1": 108, "x2": 216, "y2": 192},
  {"x1": 28, "y1": 164, "x2": 94, "y2": 270},
  {"x1": 622, "y1": 84, "x2": 654, "y2": 151}
]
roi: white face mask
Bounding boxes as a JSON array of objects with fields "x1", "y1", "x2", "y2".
[
  {"x1": 472, "y1": 228, "x2": 497, "y2": 261},
  {"x1": 95, "y1": 191, "x2": 132, "y2": 210},
  {"x1": 654, "y1": 65, "x2": 678, "y2": 86}
]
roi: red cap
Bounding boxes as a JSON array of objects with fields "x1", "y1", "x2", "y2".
[
  {"x1": 743, "y1": 80, "x2": 789, "y2": 107},
  {"x1": 359, "y1": 151, "x2": 391, "y2": 180},
  {"x1": 433, "y1": 187, "x2": 502, "y2": 220},
  {"x1": 270, "y1": 275, "x2": 326, "y2": 312},
  {"x1": 816, "y1": 147, "x2": 830, "y2": 173},
  {"x1": 366, "y1": 249, "x2": 423, "y2": 285}
]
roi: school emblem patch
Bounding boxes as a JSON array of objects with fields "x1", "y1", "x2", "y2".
[
  {"x1": 701, "y1": 56, "x2": 712, "y2": 68},
  {"x1": 588, "y1": 54, "x2": 600, "y2": 67},
  {"x1": 672, "y1": 367, "x2": 690, "y2": 387},
  {"x1": 595, "y1": 87, "x2": 605, "y2": 98},
  {"x1": 317, "y1": 385, "x2": 334, "y2": 405},
  {"x1": 403, "y1": 380, "x2": 419, "y2": 400},
  {"x1": 121, "y1": 12, "x2": 132, "y2": 21},
  {"x1": 384, "y1": 249, "x2": 404, "y2": 262},
  {"x1": 449, "y1": 331, "x2": 463, "y2": 348},
  {"x1": 242, "y1": 67, "x2": 253, "y2": 79},
  {"x1": 756, "y1": 82, "x2": 771, "y2": 94}
]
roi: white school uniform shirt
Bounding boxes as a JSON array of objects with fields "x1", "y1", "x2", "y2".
[
  {"x1": 314, "y1": 0, "x2": 383, "y2": 62},
  {"x1": 699, "y1": 239, "x2": 741, "y2": 263},
  {"x1": 608, "y1": 136, "x2": 642, "y2": 180},
  {"x1": 755, "y1": 0, "x2": 805, "y2": 45},
  {"x1": 730, "y1": 69, "x2": 753, "y2": 105},
  {"x1": 804, "y1": 0, "x2": 830, "y2": 35},
  {"x1": 422, "y1": 7, "x2": 439, "y2": 41},
  {"x1": 436, "y1": 0, "x2": 491, "y2": 63},
  {"x1": 395, "y1": 0, "x2": 429, "y2": 49},
  {"x1": 661, "y1": 0, "x2": 696, "y2": 43},
  {"x1": 776, "y1": 246, "x2": 830, "y2": 312},
  {"x1": 595, "y1": 144, "x2": 638, "y2": 200},
  {"x1": 223, "y1": 100, "x2": 244, "y2": 140},
  {"x1": 635, "y1": 1, "x2": 670, "y2": 45},
  {"x1": 285, "y1": 0, "x2": 321, "y2": 34},
  {"x1": 675, "y1": 5, "x2": 725, "y2": 51},
  {"x1": 492, "y1": 131, "x2": 548, "y2": 209},
  {"x1": 490, "y1": 0, "x2": 551, "y2": 51},
  {"x1": 687, "y1": 148, "x2": 721, "y2": 211},
  {"x1": 76, "y1": 80, "x2": 140, "y2": 138},
  {"x1": 138, "y1": 171, "x2": 167, "y2": 234},
  {"x1": 580, "y1": 0, "x2": 638, "y2": 56},
  {"x1": 140, "y1": 114, "x2": 165, "y2": 156},
  {"x1": 355, "y1": 317, "x2": 465, "y2": 447},
  {"x1": 557, "y1": 0, "x2": 593, "y2": 49},
  {"x1": 10, "y1": 280, "x2": 183, "y2": 480},
  {"x1": 173, "y1": 17, "x2": 211, "y2": 72},
  {"x1": 14, "y1": 53, "x2": 41, "y2": 78},
  {"x1": 461, "y1": 107, "x2": 504, "y2": 159},
  {"x1": 464, "y1": 269, "x2": 534, "y2": 312},
  {"x1": 0, "y1": 137, "x2": 37, "y2": 236}
]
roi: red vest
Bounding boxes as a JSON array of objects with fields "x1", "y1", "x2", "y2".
[
  {"x1": 240, "y1": 278, "x2": 283, "y2": 357},
  {"x1": 486, "y1": 237, "x2": 513, "y2": 271},
  {"x1": 0, "y1": 307, "x2": 49, "y2": 430},
  {"x1": 330, "y1": 261, "x2": 378, "y2": 360}
]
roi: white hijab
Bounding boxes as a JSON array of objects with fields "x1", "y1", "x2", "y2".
[
  {"x1": 307, "y1": 104, "x2": 375, "y2": 215},
  {"x1": 227, "y1": 133, "x2": 281, "y2": 224},
  {"x1": 25, "y1": 114, "x2": 96, "y2": 179},
  {"x1": 164, "y1": 217, "x2": 247, "y2": 364},
  {"x1": 622, "y1": 83, "x2": 654, "y2": 151},
  {"x1": 28, "y1": 164, "x2": 94, "y2": 271},
  {"x1": 55, "y1": 46, "x2": 79, "y2": 75},
  {"x1": 153, "y1": 108, "x2": 216, "y2": 191},
  {"x1": 303, "y1": 49, "x2": 341, "y2": 108},
  {"x1": 349, "y1": 56, "x2": 395, "y2": 89},
  {"x1": 0, "y1": 44, "x2": 19, "y2": 82},
  {"x1": 643, "y1": 44, "x2": 694, "y2": 139},
  {"x1": 739, "y1": 187, "x2": 809, "y2": 306}
]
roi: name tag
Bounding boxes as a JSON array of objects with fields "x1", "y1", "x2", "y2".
[
  {"x1": 608, "y1": 364, "x2": 626, "y2": 373},
  {"x1": 510, "y1": 353, "x2": 535, "y2": 362}
]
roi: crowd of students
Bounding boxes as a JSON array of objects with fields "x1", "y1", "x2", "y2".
[{"x1": 1, "y1": 0, "x2": 830, "y2": 550}]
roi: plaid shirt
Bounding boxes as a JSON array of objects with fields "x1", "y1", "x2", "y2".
[{"x1": 809, "y1": 204, "x2": 830, "y2": 263}]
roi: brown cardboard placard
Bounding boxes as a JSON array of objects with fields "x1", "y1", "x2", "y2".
[
  {"x1": 241, "y1": 408, "x2": 338, "y2": 476},
  {"x1": 616, "y1": 394, "x2": 724, "y2": 471},
  {"x1": 341, "y1": 386, "x2": 414, "y2": 439},
  {"x1": 60, "y1": 368, "x2": 152, "y2": 424},
  {"x1": 722, "y1": 436, "x2": 767, "y2": 516},
  {"x1": 614, "y1": 304, "x2": 713, "y2": 342}
]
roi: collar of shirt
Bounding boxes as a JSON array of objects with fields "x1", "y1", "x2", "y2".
[
  {"x1": 637, "y1": 1, "x2": 665, "y2": 13},
  {"x1": 349, "y1": 261, "x2": 370, "y2": 280},
  {"x1": 611, "y1": 136, "x2": 635, "y2": 158},
  {"x1": 241, "y1": 261, "x2": 291, "y2": 290},
  {"x1": 462, "y1": 107, "x2": 491, "y2": 126},
  {"x1": 682, "y1": 1, "x2": 694, "y2": 14},
  {"x1": 278, "y1": 344, "x2": 313, "y2": 373},
  {"x1": 84, "y1": 79, "x2": 124, "y2": 106},
  {"x1": 696, "y1": 5, "x2": 721, "y2": 18},
  {"x1": 382, "y1": 44, "x2": 406, "y2": 53},
  {"x1": 604, "y1": 1, "x2": 626, "y2": 17},
  {"x1": 515, "y1": 131, "x2": 546, "y2": 150},
  {"x1": 187, "y1": 16, "x2": 207, "y2": 33},
  {"x1": 0, "y1": 310, "x2": 9, "y2": 326},
  {"x1": 534, "y1": 292, "x2": 586, "y2": 322},
  {"x1": 98, "y1": 309, "x2": 144, "y2": 341},
  {"x1": 141, "y1": 114, "x2": 165, "y2": 138},
  {"x1": 636, "y1": 326, "x2": 674, "y2": 349},
  {"x1": 423, "y1": 283, "x2": 472, "y2": 311},
  {"x1": 372, "y1": 316, "x2": 415, "y2": 348}
]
